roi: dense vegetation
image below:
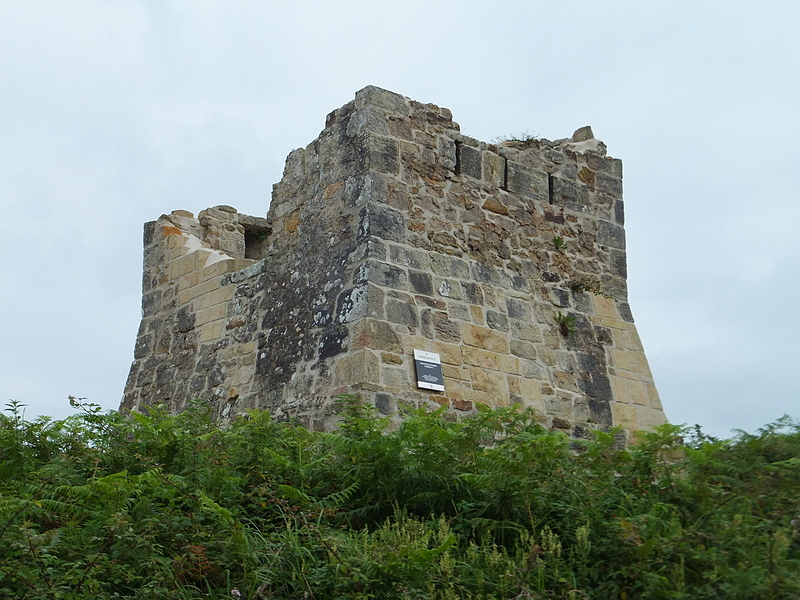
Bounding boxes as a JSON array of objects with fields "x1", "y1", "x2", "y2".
[{"x1": 1, "y1": 396, "x2": 799, "y2": 600}]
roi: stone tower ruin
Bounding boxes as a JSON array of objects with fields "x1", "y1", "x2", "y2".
[{"x1": 122, "y1": 86, "x2": 666, "y2": 440}]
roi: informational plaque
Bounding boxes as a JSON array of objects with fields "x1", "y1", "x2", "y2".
[{"x1": 414, "y1": 349, "x2": 445, "y2": 392}]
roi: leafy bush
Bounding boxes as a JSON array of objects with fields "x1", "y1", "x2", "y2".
[{"x1": 1, "y1": 396, "x2": 798, "y2": 599}]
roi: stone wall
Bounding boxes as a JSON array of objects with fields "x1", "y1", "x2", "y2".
[{"x1": 122, "y1": 86, "x2": 666, "y2": 440}]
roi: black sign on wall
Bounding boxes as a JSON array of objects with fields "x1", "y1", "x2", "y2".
[{"x1": 414, "y1": 350, "x2": 445, "y2": 392}]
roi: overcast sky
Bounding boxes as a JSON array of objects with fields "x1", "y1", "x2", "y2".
[{"x1": 1, "y1": 1, "x2": 797, "y2": 439}]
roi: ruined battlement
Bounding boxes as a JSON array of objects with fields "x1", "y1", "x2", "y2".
[{"x1": 122, "y1": 86, "x2": 665, "y2": 440}]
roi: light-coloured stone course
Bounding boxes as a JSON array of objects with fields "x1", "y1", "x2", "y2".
[{"x1": 122, "y1": 86, "x2": 666, "y2": 441}]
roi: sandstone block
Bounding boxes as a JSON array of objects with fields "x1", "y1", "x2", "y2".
[
  {"x1": 462, "y1": 323, "x2": 509, "y2": 353},
  {"x1": 470, "y1": 367, "x2": 489, "y2": 392},
  {"x1": 637, "y1": 406, "x2": 666, "y2": 430},
  {"x1": 208, "y1": 286, "x2": 234, "y2": 307},
  {"x1": 461, "y1": 346, "x2": 500, "y2": 371},
  {"x1": 199, "y1": 321, "x2": 224, "y2": 343},
  {"x1": 166, "y1": 232, "x2": 187, "y2": 248},
  {"x1": 386, "y1": 298, "x2": 419, "y2": 327},
  {"x1": 196, "y1": 304, "x2": 226, "y2": 327},
  {"x1": 436, "y1": 278, "x2": 463, "y2": 300},
  {"x1": 551, "y1": 176, "x2": 589, "y2": 211},
  {"x1": 626, "y1": 379, "x2": 649, "y2": 406},
  {"x1": 409, "y1": 271, "x2": 434, "y2": 296},
  {"x1": 461, "y1": 282, "x2": 483, "y2": 305},
  {"x1": 510, "y1": 319, "x2": 542, "y2": 342},
  {"x1": 510, "y1": 339, "x2": 537, "y2": 360},
  {"x1": 381, "y1": 366, "x2": 409, "y2": 389},
  {"x1": 352, "y1": 319, "x2": 403, "y2": 353},
  {"x1": 482, "y1": 197, "x2": 509, "y2": 215},
  {"x1": 609, "y1": 375, "x2": 630, "y2": 404},
  {"x1": 611, "y1": 348, "x2": 638, "y2": 373},
  {"x1": 482, "y1": 151, "x2": 505, "y2": 187},
  {"x1": 520, "y1": 359, "x2": 547, "y2": 380},
  {"x1": 431, "y1": 340, "x2": 463, "y2": 365},
  {"x1": 521, "y1": 377, "x2": 544, "y2": 405},
  {"x1": 430, "y1": 254, "x2": 470, "y2": 279},
  {"x1": 433, "y1": 312, "x2": 461, "y2": 343},
  {"x1": 361, "y1": 202, "x2": 406, "y2": 243},
  {"x1": 359, "y1": 135, "x2": 400, "y2": 174},
  {"x1": 463, "y1": 388, "x2": 492, "y2": 407},
  {"x1": 334, "y1": 349, "x2": 380, "y2": 387},
  {"x1": 451, "y1": 398, "x2": 474, "y2": 412},
  {"x1": 402, "y1": 334, "x2": 430, "y2": 356},
  {"x1": 381, "y1": 352, "x2": 404, "y2": 365},
  {"x1": 442, "y1": 364, "x2": 469, "y2": 380},
  {"x1": 635, "y1": 352, "x2": 654, "y2": 382},
  {"x1": 355, "y1": 85, "x2": 410, "y2": 115},
  {"x1": 506, "y1": 162, "x2": 548, "y2": 199},
  {"x1": 448, "y1": 302, "x2": 470, "y2": 322},
  {"x1": 598, "y1": 220, "x2": 625, "y2": 250},
  {"x1": 506, "y1": 297, "x2": 531, "y2": 320},
  {"x1": 596, "y1": 172, "x2": 623, "y2": 196},
  {"x1": 338, "y1": 284, "x2": 385, "y2": 323},
  {"x1": 471, "y1": 263, "x2": 511, "y2": 289},
  {"x1": 356, "y1": 260, "x2": 407, "y2": 290},
  {"x1": 470, "y1": 305, "x2": 484, "y2": 324},
  {"x1": 457, "y1": 144, "x2": 482, "y2": 179},
  {"x1": 498, "y1": 355, "x2": 520, "y2": 375},
  {"x1": 486, "y1": 370, "x2": 507, "y2": 395},
  {"x1": 486, "y1": 310, "x2": 508, "y2": 332},
  {"x1": 390, "y1": 245, "x2": 430, "y2": 271}
]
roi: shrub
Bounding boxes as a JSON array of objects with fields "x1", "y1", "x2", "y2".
[{"x1": 1, "y1": 397, "x2": 798, "y2": 599}]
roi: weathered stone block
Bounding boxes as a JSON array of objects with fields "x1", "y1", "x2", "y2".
[
  {"x1": 596, "y1": 172, "x2": 622, "y2": 195},
  {"x1": 430, "y1": 254, "x2": 470, "y2": 279},
  {"x1": 486, "y1": 310, "x2": 508, "y2": 332},
  {"x1": 482, "y1": 151, "x2": 505, "y2": 187},
  {"x1": 510, "y1": 339, "x2": 537, "y2": 360},
  {"x1": 462, "y1": 346, "x2": 500, "y2": 371},
  {"x1": 471, "y1": 263, "x2": 511, "y2": 289},
  {"x1": 352, "y1": 318, "x2": 403, "y2": 353},
  {"x1": 355, "y1": 260, "x2": 407, "y2": 290},
  {"x1": 462, "y1": 323, "x2": 509, "y2": 353},
  {"x1": 334, "y1": 349, "x2": 379, "y2": 387},
  {"x1": 470, "y1": 305, "x2": 484, "y2": 324},
  {"x1": 510, "y1": 319, "x2": 542, "y2": 342},
  {"x1": 457, "y1": 144, "x2": 482, "y2": 179},
  {"x1": 360, "y1": 203, "x2": 406, "y2": 243},
  {"x1": 551, "y1": 177, "x2": 589, "y2": 211},
  {"x1": 461, "y1": 282, "x2": 483, "y2": 305},
  {"x1": 359, "y1": 135, "x2": 400, "y2": 174},
  {"x1": 409, "y1": 271, "x2": 434, "y2": 296},
  {"x1": 337, "y1": 284, "x2": 385, "y2": 323},
  {"x1": 386, "y1": 298, "x2": 419, "y2": 327},
  {"x1": 598, "y1": 220, "x2": 625, "y2": 250},
  {"x1": 470, "y1": 367, "x2": 489, "y2": 391},
  {"x1": 381, "y1": 366, "x2": 409, "y2": 388},
  {"x1": 431, "y1": 340, "x2": 463, "y2": 365},
  {"x1": 448, "y1": 302, "x2": 470, "y2": 322},
  {"x1": 390, "y1": 245, "x2": 430, "y2": 270},
  {"x1": 355, "y1": 85, "x2": 411, "y2": 116},
  {"x1": 436, "y1": 278, "x2": 463, "y2": 300},
  {"x1": 433, "y1": 312, "x2": 461, "y2": 343},
  {"x1": 506, "y1": 162, "x2": 547, "y2": 199}
]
